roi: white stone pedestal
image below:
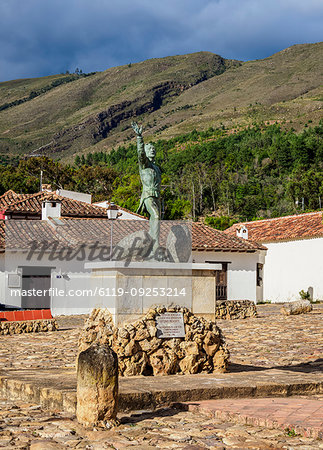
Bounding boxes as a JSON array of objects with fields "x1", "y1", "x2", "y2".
[{"x1": 84, "y1": 261, "x2": 192, "y2": 325}]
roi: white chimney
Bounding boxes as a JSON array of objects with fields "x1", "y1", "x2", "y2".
[
  {"x1": 42, "y1": 200, "x2": 62, "y2": 220},
  {"x1": 236, "y1": 225, "x2": 248, "y2": 240}
]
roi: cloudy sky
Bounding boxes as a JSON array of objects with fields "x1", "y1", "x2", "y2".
[{"x1": 0, "y1": 0, "x2": 322, "y2": 81}]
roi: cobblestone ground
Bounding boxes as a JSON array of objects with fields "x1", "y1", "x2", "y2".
[
  {"x1": 216, "y1": 304, "x2": 323, "y2": 369},
  {"x1": 0, "y1": 396, "x2": 322, "y2": 449},
  {"x1": 0, "y1": 304, "x2": 322, "y2": 448},
  {"x1": 0, "y1": 304, "x2": 322, "y2": 371}
]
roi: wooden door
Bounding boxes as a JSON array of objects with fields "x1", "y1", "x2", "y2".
[{"x1": 215, "y1": 264, "x2": 227, "y2": 300}]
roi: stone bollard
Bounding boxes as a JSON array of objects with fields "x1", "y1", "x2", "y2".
[
  {"x1": 280, "y1": 299, "x2": 313, "y2": 316},
  {"x1": 76, "y1": 343, "x2": 118, "y2": 428}
]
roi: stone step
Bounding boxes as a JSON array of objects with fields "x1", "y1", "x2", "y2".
[{"x1": 0, "y1": 365, "x2": 322, "y2": 414}]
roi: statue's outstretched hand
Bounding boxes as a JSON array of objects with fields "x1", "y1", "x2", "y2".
[{"x1": 131, "y1": 121, "x2": 143, "y2": 136}]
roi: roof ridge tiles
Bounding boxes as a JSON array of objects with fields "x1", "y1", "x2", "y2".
[
  {"x1": 0, "y1": 189, "x2": 17, "y2": 198},
  {"x1": 233, "y1": 210, "x2": 323, "y2": 227},
  {"x1": 225, "y1": 210, "x2": 323, "y2": 242},
  {"x1": 3, "y1": 191, "x2": 47, "y2": 209},
  {"x1": 3, "y1": 190, "x2": 109, "y2": 217}
]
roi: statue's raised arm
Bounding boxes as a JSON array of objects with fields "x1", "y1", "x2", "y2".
[
  {"x1": 132, "y1": 121, "x2": 149, "y2": 169},
  {"x1": 131, "y1": 121, "x2": 143, "y2": 137}
]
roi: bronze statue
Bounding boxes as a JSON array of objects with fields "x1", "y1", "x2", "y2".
[{"x1": 131, "y1": 122, "x2": 161, "y2": 251}]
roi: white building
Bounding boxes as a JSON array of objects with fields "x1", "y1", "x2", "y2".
[
  {"x1": 93, "y1": 200, "x2": 146, "y2": 220},
  {"x1": 225, "y1": 211, "x2": 323, "y2": 302},
  {"x1": 42, "y1": 184, "x2": 144, "y2": 220}
]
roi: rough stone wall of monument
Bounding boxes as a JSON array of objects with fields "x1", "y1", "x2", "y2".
[
  {"x1": 78, "y1": 308, "x2": 115, "y2": 353},
  {"x1": 78, "y1": 306, "x2": 230, "y2": 376}
]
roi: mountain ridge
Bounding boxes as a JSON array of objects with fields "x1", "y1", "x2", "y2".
[{"x1": 0, "y1": 43, "x2": 322, "y2": 160}]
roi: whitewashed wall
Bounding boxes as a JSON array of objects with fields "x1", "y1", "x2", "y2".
[
  {"x1": 3, "y1": 251, "x2": 98, "y2": 314},
  {"x1": 56, "y1": 189, "x2": 92, "y2": 204},
  {"x1": 1, "y1": 247, "x2": 265, "y2": 313},
  {"x1": 192, "y1": 250, "x2": 264, "y2": 303},
  {"x1": 93, "y1": 202, "x2": 145, "y2": 220},
  {"x1": 263, "y1": 237, "x2": 323, "y2": 302},
  {"x1": 0, "y1": 253, "x2": 6, "y2": 305}
]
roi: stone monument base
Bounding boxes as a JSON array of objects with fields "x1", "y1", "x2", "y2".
[
  {"x1": 78, "y1": 305, "x2": 230, "y2": 376},
  {"x1": 85, "y1": 261, "x2": 192, "y2": 326}
]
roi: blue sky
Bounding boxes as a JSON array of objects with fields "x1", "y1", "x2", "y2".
[{"x1": 0, "y1": 0, "x2": 322, "y2": 81}]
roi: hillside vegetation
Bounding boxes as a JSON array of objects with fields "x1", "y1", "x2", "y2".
[
  {"x1": 0, "y1": 43, "x2": 322, "y2": 160},
  {"x1": 1, "y1": 122, "x2": 322, "y2": 224}
]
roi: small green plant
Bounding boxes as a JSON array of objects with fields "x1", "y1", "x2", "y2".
[
  {"x1": 284, "y1": 427, "x2": 299, "y2": 437},
  {"x1": 299, "y1": 289, "x2": 310, "y2": 300}
]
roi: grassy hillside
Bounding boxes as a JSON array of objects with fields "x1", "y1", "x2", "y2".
[
  {"x1": 160, "y1": 42, "x2": 323, "y2": 136},
  {"x1": 0, "y1": 74, "x2": 70, "y2": 106},
  {"x1": 0, "y1": 43, "x2": 322, "y2": 160}
]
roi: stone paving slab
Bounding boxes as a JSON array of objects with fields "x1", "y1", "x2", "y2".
[
  {"x1": 0, "y1": 304, "x2": 322, "y2": 371},
  {"x1": 0, "y1": 304, "x2": 322, "y2": 447},
  {"x1": 184, "y1": 397, "x2": 323, "y2": 440},
  {"x1": 0, "y1": 304, "x2": 322, "y2": 414},
  {"x1": 2, "y1": 397, "x2": 323, "y2": 449},
  {"x1": 1, "y1": 363, "x2": 322, "y2": 414}
]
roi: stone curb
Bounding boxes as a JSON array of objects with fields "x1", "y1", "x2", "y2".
[
  {"x1": 0, "y1": 369, "x2": 322, "y2": 414},
  {"x1": 184, "y1": 400, "x2": 323, "y2": 440},
  {"x1": 119, "y1": 381, "x2": 323, "y2": 412}
]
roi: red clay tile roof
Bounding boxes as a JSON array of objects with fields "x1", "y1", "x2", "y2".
[
  {"x1": 0, "y1": 189, "x2": 265, "y2": 252},
  {"x1": 1, "y1": 190, "x2": 147, "y2": 220},
  {"x1": 0, "y1": 190, "x2": 30, "y2": 210},
  {"x1": 224, "y1": 211, "x2": 323, "y2": 242},
  {"x1": 4, "y1": 220, "x2": 70, "y2": 250},
  {"x1": 3, "y1": 218, "x2": 265, "y2": 252},
  {"x1": 4, "y1": 192, "x2": 109, "y2": 218},
  {"x1": 62, "y1": 220, "x2": 264, "y2": 251},
  {"x1": 4, "y1": 219, "x2": 145, "y2": 250},
  {"x1": 191, "y1": 222, "x2": 265, "y2": 251}
]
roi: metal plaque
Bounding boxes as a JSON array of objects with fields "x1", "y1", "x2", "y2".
[{"x1": 156, "y1": 312, "x2": 185, "y2": 338}]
